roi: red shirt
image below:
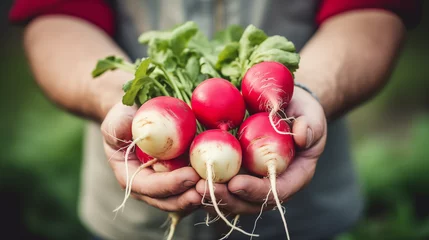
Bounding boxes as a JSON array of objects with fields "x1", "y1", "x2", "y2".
[{"x1": 8, "y1": 0, "x2": 422, "y2": 37}]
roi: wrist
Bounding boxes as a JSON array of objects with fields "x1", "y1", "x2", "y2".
[
  {"x1": 293, "y1": 69, "x2": 335, "y2": 120},
  {"x1": 293, "y1": 80, "x2": 331, "y2": 121},
  {"x1": 294, "y1": 82, "x2": 320, "y2": 103},
  {"x1": 89, "y1": 70, "x2": 134, "y2": 122}
]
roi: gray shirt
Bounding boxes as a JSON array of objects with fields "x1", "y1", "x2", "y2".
[{"x1": 78, "y1": 1, "x2": 364, "y2": 239}]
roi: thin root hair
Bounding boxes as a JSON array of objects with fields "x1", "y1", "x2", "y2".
[
  {"x1": 112, "y1": 156, "x2": 157, "y2": 213},
  {"x1": 269, "y1": 107, "x2": 294, "y2": 136},
  {"x1": 218, "y1": 215, "x2": 241, "y2": 240},
  {"x1": 250, "y1": 188, "x2": 272, "y2": 240},
  {"x1": 193, "y1": 213, "x2": 222, "y2": 226},
  {"x1": 107, "y1": 145, "x2": 132, "y2": 163},
  {"x1": 103, "y1": 124, "x2": 132, "y2": 144},
  {"x1": 160, "y1": 216, "x2": 171, "y2": 229},
  {"x1": 206, "y1": 163, "x2": 259, "y2": 237},
  {"x1": 201, "y1": 178, "x2": 213, "y2": 207}
]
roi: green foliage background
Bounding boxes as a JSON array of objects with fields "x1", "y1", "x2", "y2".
[{"x1": 0, "y1": 2, "x2": 428, "y2": 240}]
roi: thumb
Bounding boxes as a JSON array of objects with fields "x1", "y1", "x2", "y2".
[
  {"x1": 292, "y1": 116, "x2": 317, "y2": 150},
  {"x1": 101, "y1": 102, "x2": 137, "y2": 149}
]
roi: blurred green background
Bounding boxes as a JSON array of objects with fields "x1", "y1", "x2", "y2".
[{"x1": 1, "y1": 1, "x2": 428, "y2": 240}]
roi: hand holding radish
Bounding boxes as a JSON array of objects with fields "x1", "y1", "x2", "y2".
[
  {"x1": 221, "y1": 86, "x2": 327, "y2": 212},
  {"x1": 101, "y1": 102, "x2": 202, "y2": 213},
  {"x1": 92, "y1": 22, "x2": 316, "y2": 239}
]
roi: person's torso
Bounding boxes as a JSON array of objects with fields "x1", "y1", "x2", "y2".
[{"x1": 113, "y1": 0, "x2": 318, "y2": 58}]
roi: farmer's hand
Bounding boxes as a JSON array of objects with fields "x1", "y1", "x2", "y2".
[
  {"x1": 195, "y1": 86, "x2": 327, "y2": 215},
  {"x1": 101, "y1": 102, "x2": 202, "y2": 213}
]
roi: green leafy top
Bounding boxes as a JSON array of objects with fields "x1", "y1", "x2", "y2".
[
  {"x1": 213, "y1": 24, "x2": 244, "y2": 46},
  {"x1": 214, "y1": 25, "x2": 300, "y2": 87},
  {"x1": 121, "y1": 58, "x2": 152, "y2": 106},
  {"x1": 92, "y1": 21, "x2": 300, "y2": 135},
  {"x1": 92, "y1": 21, "x2": 300, "y2": 106},
  {"x1": 91, "y1": 56, "x2": 135, "y2": 77}
]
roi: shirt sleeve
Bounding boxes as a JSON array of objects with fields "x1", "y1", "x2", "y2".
[
  {"x1": 8, "y1": 0, "x2": 115, "y2": 36},
  {"x1": 316, "y1": 0, "x2": 422, "y2": 29}
]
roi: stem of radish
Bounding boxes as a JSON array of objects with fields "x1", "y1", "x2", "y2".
[
  {"x1": 147, "y1": 77, "x2": 171, "y2": 97},
  {"x1": 151, "y1": 61, "x2": 184, "y2": 100},
  {"x1": 174, "y1": 69, "x2": 205, "y2": 133},
  {"x1": 206, "y1": 162, "x2": 259, "y2": 238},
  {"x1": 267, "y1": 160, "x2": 290, "y2": 240},
  {"x1": 112, "y1": 61, "x2": 136, "y2": 73}
]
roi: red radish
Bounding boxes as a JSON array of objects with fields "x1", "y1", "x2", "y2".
[
  {"x1": 190, "y1": 129, "x2": 258, "y2": 238},
  {"x1": 191, "y1": 78, "x2": 246, "y2": 131},
  {"x1": 131, "y1": 96, "x2": 197, "y2": 160},
  {"x1": 136, "y1": 146, "x2": 190, "y2": 240},
  {"x1": 241, "y1": 61, "x2": 294, "y2": 135},
  {"x1": 136, "y1": 146, "x2": 189, "y2": 172},
  {"x1": 238, "y1": 112, "x2": 295, "y2": 240},
  {"x1": 114, "y1": 96, "x2": 197, "y2": 213}
]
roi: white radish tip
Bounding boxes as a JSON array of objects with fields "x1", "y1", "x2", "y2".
[
  {"x1": 206, "y1": 163, "x2": 259, "y2": 238},
  {"x1": 267, "y1": 160, "x2": 290, "y2": 240}
]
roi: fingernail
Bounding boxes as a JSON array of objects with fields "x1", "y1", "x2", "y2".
[
  {"x1": 306, "y1": 128, "x2": 313, "y2": 148},
  {"x1": 183, "y1": 180, "x2": 196, "y2": 187},
  {"x1": 233, "y1": 190, "x2": 246, "y2": 196}
]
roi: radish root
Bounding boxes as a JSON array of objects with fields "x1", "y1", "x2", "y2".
[
  {"x1": 206, "y1": 163, "x2": 259, "y2": 238},
  {"x1": 194, "y1": 213, "x2": 221, "y2": 226},
  {"x1": 165, "y1": 212, "x2": 181, "y2": 240},
  {"x1": 219, "y1": 215, "x2": 240, "y2": 240},
  {"x1": 251, "y1": 188, "x2": 272, "y2": 240},
  {"x1": 123, "y1": 137, "x2": 145, "y2": 209},
  {"x1": 274, "y1": 117, "x2": 296, "y2": 126},
  {"x1": 201, "y1": 179, "x2": 215, "y2": 208},
  {"x1": 267, "y1": 161, "x2": 290, "y2": 240},
  {"x1": 113, "y1": 135, "x2": 157, "y2": 214},
  {"x1": 107, "y1": 144, "x2": 132, "y2": 163},
  {"x1": 268, "y1": 104, "x2": 293, "y2": 136},
  {"x1": 102, "y1": 127, "x2": 132, "y2": 144}
]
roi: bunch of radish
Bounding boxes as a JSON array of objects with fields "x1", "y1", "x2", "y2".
[
  {"x1": 93, "y1": 22, "x2": 300, "y2": 240},
  {"x1": 111, "y1": 61, "x2": 295, "y2": 240}
]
